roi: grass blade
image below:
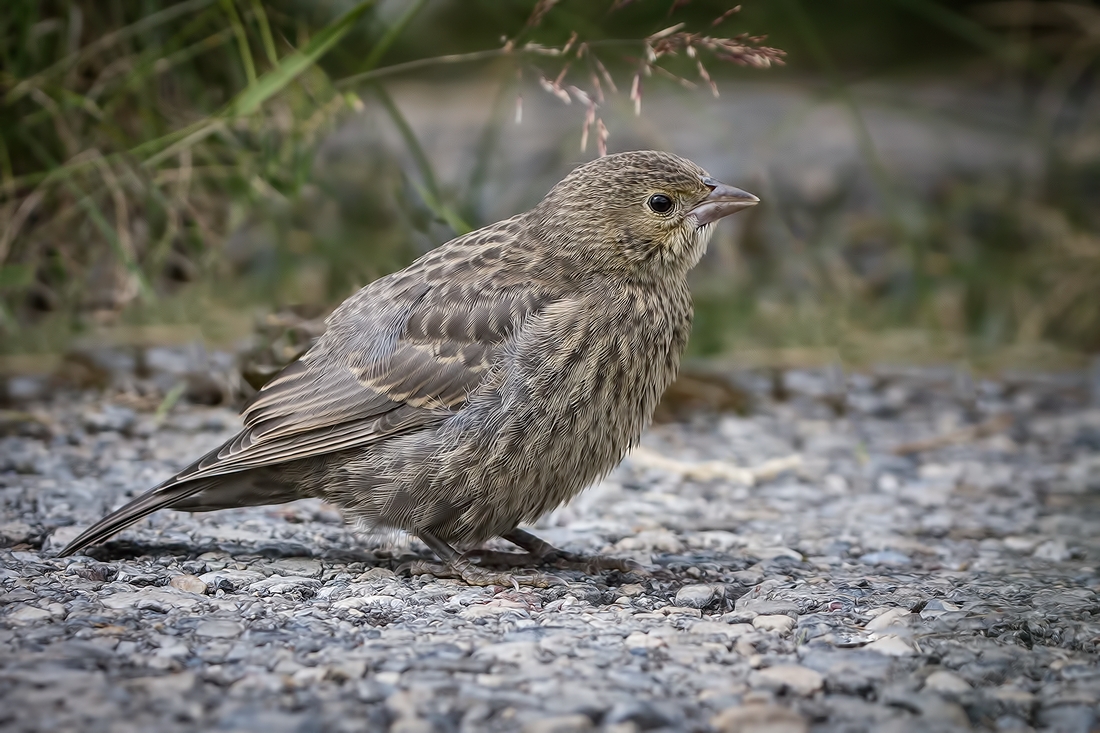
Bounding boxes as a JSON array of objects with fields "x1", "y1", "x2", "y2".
[
  {"x1": 220, "y1": 0, "x2": 258, "y2": 86},
  {"x1": 360, "y1": 0, "x2": 430, "y2": 75},
  {"x1": 373, "y1": 84, "x2": 471, "y2": 234},
  {"x1": 248, "y1": 0, "x2": 279, "y2": 66},
  {"x1": 228, "y1": 0, "x2": 378, "y2": 119}
]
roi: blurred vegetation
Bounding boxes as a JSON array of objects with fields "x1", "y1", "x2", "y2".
[{"x1": 1, "y1": 0, "x2": 1098, "y2": 372}]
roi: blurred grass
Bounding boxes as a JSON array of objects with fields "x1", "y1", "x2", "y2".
[{"x1": 1, "y1": 0, "x2": 1098, "y2": 374}]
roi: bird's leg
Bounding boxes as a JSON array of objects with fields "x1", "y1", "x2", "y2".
[
  {"x1": 469, "y1": 528, "x2": 644, "y2": 574},
  {"x1": 399, "y1": 530, "x2": 563, "y2": 588}
]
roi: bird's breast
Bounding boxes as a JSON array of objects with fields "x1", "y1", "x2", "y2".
[{"x1": 433, "y1": 280, "x2": 693, "y2": 540}]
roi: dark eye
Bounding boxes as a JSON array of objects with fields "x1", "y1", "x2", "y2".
[{"x1": 648, "y1": 194, "x2": 673, "y2": 214}]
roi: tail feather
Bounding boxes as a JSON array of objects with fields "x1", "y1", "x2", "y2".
[
  {"x1": 59, "y1": 472, "x2": 304, "y2": 557},
  {"x1": 59, "y1": 477, "x2": 218, "y2": 557}
]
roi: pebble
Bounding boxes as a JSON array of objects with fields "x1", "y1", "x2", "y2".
[
  {"x1": 1032, "y1": 538, "x2": 1072, "y2": 562},
  {"x1": 521, "y1": 715, "x2": 594, "y2": 733},
  {"x1": 711, "y1": 703, "x2": 808, "y2": 733},
  {"x1": 752, "y1": 615, "x2": 795, "y2": 634},
  {"x1": 674, "y1": 583, "x2": 725, "y2": 609},
  {"x1": 194, "y1": 620, "x2": 243, "y2": 638},
  {"x1": 864, "y1": 608, "x2": 911, "y2": 632},
  {"x1": 923, "y1": 670, "x2": 971, "y2": 694},
  {"x1": 857, "y1": 550, "x2": 911, "y2": 566},
  {"x1": 247, "y1": 575, "x2": 322, "y2": 594},
  {"x1": 863, "y1": 635, "x2": 917, "y2": 657},
  {"x1": 753, "y1": 664, "x2": 824, "y2": 696},
  {"x1": 169, "y1": 574, "x2": 208, "y2": 594},
  {"x1": 5, "y1": 605, "x2": 52, "y2": 624}
]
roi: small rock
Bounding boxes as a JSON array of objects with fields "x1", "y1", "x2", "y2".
[
  {"x1": 45, "y1": 525, "x2": 86, "y2": 552},
  {"x1": 752, "y1": 615, "x2": 795, "y2": 634},
  {"x1": 169, "y1": 575, "x2": 208, "y2": 594},
  {"x1": 691, "y1": 621, "x2": 754, "y2": 638},
  {"x1": 355, "y1": 567, "x2": 396, "y2": 581},
  {"x1": 521, "y1": 715, "x2": 594, "y2": 733},
  {"x1": 918, "y1": 599, "x2": 960, "y2": 620},
  {"x1": 1037, "y1": 704, "x2": 1096, "y2": 733},
  {"x1": 736, "y1": 599, "x2": 800, "y2": 616},
  {"x1": 751, "y1": 546, "x2": 802, "y2": 562},
  {"x1": 754, "y1": 665, "x2": 824, "y2": 696},
  {"x1": 923, "y1": 670, "x2": 971, "y2": 694},
  {"x1": 864, "y1": 634, "x2": 916, "y2": 657},
  {"x1": 723, "y1": 610, "x2": 758, "y2": 624},
  {"x1": 858, "y1": 550, "x2": 911, "y2": 566},
  {"x1": 266, "y1": 558, "x2": 322, "y2": 577},
  {"x1": 1032, "y1": 539, "x2": 1071, "y2": 562},
  {"x1": 865, "y1": 608, "x2": 912, "y2": 632},
  {"x1": 6, "y1": 604, "x2": 52, "y2": 624},
  {"x1": 335, "y1": 595, "x2": 405, "y2": 612},
  {"x1": 1002, "y1": 536, "x2": 1041, "y2": 553},
  {"x1": 194, "y1": 620, "x2": 243, "y2": 638},
  {"x1": 199, "y1": 568, "x2": 264, "y2": 591},
  {"x1": 711, "y1": 703, "x2": 808, "y2": 733},
  {"x1": 248, "y1": 575, "x2": 322, "y2": 594},
  {"x1": 0, "y1": 521, "x2": 33, "y2": 545},
  {"x1": 605, "y1": 700, "x2": 679, "y2": 730},
  {"x1": 624, "y1": 632, "x2": 666, "y2": 650},
  {"x1": 83, "y1": 405, "x2": 136, "y2": 432},
  {"x1": 730, "y1": 568, "x2": 765, "y2": 585},
  {"x1": 675, "y1": 584, "x2": 725, "y2": 609}
]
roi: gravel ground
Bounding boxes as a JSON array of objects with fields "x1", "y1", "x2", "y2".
[{"x1": 2, "y1": 358, "x2": 1099, "y2": 733}]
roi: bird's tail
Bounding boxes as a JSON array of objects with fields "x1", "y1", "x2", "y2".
[{"x1": 58, "y1": 472, "x2": 303, "y2": 557}]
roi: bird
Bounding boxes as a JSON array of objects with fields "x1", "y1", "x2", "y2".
[{"x1": 60, "y1": 150, "x2": 759, "y2": 585}]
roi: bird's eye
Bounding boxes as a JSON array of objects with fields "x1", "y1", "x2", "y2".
[{"x1": 648, "y1": 194, "x2": 674, "y2": 214}]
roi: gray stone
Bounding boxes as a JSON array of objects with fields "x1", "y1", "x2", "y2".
[
  {"x1": 169, "y1": 574, "x2": 208, "y2": 594},
  {"x1": 521, "y1": 715, "x2": 594, "y2": 733},
  {"x1": 674, "y1": 583, "x2": 725, "y2": 609},
  {"x1": 753, "y1": 665, "x2": 824, "y2": 696},
  {"x1": 923, "y1": 670, "x2": 971, "y2": 695},
  {"x1": 711, "y1": 703, "x2": 808, "y2": 733},
  {"x1": 194, "y1": 620, "x2": 243, "y2": 638},
  {"x1": 248, "y1": 574, "x2": 322, "y2": 594},
  {"x1": 753, "y1": 615, "x2": 795, "y2": 634}
]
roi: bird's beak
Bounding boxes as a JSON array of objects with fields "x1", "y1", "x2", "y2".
[{"x1": 688, "y1": 177, "x2": 759, "y2": 227}]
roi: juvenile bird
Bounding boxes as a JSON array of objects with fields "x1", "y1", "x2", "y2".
[{"x1": 61, "y1": 151, "x2": 758, "y2": 585}]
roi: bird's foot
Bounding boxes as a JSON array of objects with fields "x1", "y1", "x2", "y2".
[{"x1": 398, "y1": 557, "x2": 565, "y2": 588}]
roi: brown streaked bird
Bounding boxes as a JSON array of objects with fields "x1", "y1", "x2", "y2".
[{"x1": 60, "y1": 150, "x2": 759, "y2": 585}]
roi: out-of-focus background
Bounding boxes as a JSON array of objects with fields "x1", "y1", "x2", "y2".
[{"x1": 2, "y1": 0, "x2": 1098, "y2": 404}]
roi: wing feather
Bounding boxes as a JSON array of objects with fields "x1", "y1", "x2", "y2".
[{"x1": 166, "y1": 243, "x2": 557, "y2": 487}]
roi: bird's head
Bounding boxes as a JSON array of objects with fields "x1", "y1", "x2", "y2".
[{"x1": 528, "y1": 150, "x2": 758, "y2": 277}]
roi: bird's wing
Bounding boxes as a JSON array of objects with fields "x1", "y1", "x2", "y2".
[{"x1": 170, "y1": 270, "x2": 554, "y2": 484}]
